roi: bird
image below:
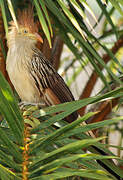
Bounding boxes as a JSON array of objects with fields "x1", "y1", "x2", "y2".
[{"x1": 6, "y1": 7, "x2": 78, "y2": 123}]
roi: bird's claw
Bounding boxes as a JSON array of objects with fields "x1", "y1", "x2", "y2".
[{"x1": 19, "y1": 101, "x2": 46, "y2": 110}]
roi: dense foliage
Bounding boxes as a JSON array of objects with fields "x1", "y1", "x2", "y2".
[{"x1": 0, "y1": 0, "x2": 123, "y2": 179}]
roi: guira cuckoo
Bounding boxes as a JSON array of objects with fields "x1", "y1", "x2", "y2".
[{"x1": 6, "y1": 7, "x2": 78, "y2": 123}]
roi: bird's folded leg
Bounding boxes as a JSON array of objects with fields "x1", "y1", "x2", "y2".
[{"x1": 19, "y1": 101, "x2": 46, "y2": 110}]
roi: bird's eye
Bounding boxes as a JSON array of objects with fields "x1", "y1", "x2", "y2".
[{"x1": 24, "y1": 30, "x2": 28, "y2": 34}]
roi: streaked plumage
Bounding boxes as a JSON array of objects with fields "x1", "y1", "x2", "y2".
[{"x1": 6, "y1": 7, "x2": 78, "y2": 122}]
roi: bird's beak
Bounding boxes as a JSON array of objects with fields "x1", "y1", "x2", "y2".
[{"x1": 35, "y1": 33, "x2": 43, "y2": 43}]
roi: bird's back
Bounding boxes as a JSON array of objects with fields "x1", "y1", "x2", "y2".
[{"x1": 30, "y1": 48, "x2": 78, "y2": 122}]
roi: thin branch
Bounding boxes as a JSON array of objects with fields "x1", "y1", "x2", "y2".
[
  {"x1": 0, "y1": 8, "x2": 7, "y2": 78},
  {"x1": 78, "y1": 37, "x2": 123, "y2": 116},
  {"x1": 0, "y1": 8, "x2": 14, "y2": 90},
  {"x1": 37, "y1": 21, "x2": 63, "y2": 71},
  {"x1": 89, "y1": 98, "x2": 119, "y2": 136},
  {"x1": 50, "y1": 36, "x2": 64, "y2": 71},
  {"x1": 86, "y1": 77, "x2": 123, "y2": 134}
]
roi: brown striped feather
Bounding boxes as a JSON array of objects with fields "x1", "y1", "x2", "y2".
[{"x1": 30, "y1": 48, "x2": 78, "y2": 122}]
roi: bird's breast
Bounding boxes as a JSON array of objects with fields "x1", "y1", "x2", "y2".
[{"x1": 6, "y1": 49, "x2": 42, "y2": 103}]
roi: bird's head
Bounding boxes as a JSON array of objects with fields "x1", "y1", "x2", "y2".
[{"x1": 7, "y1": 7, "x2": 43, "y2": 47}]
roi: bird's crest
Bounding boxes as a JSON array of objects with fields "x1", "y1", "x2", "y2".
[
  {"x1": 18, "y1": 6, "x2": 38, "y2": 33},
  {"x1": 9, "y1": 6, "x2": 38, "y2": 33}
]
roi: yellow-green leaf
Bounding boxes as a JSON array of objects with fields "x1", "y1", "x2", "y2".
[
  {"x1": 33, "y1": 0, "x2": 52, "y2": 47},
  {"x1": 57, "y1": 0, "x2": 85, "y2": 39}
]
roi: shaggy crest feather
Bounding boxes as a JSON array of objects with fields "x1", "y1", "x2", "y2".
[
  {"x1": 9, "y1": 6, "x2": 38, "y2": 33},
  {"x1": 18, "y1": 6, "x2": 38, "y2": 33}
]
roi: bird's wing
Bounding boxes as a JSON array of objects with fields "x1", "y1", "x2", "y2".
[{"x1": 29, "y1": 48, "x2": 78, "y2": 122}]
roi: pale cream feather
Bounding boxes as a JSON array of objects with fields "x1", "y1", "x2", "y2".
[{"x1": 6, "y1": 37, "x2": 42, "y2": 103}]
